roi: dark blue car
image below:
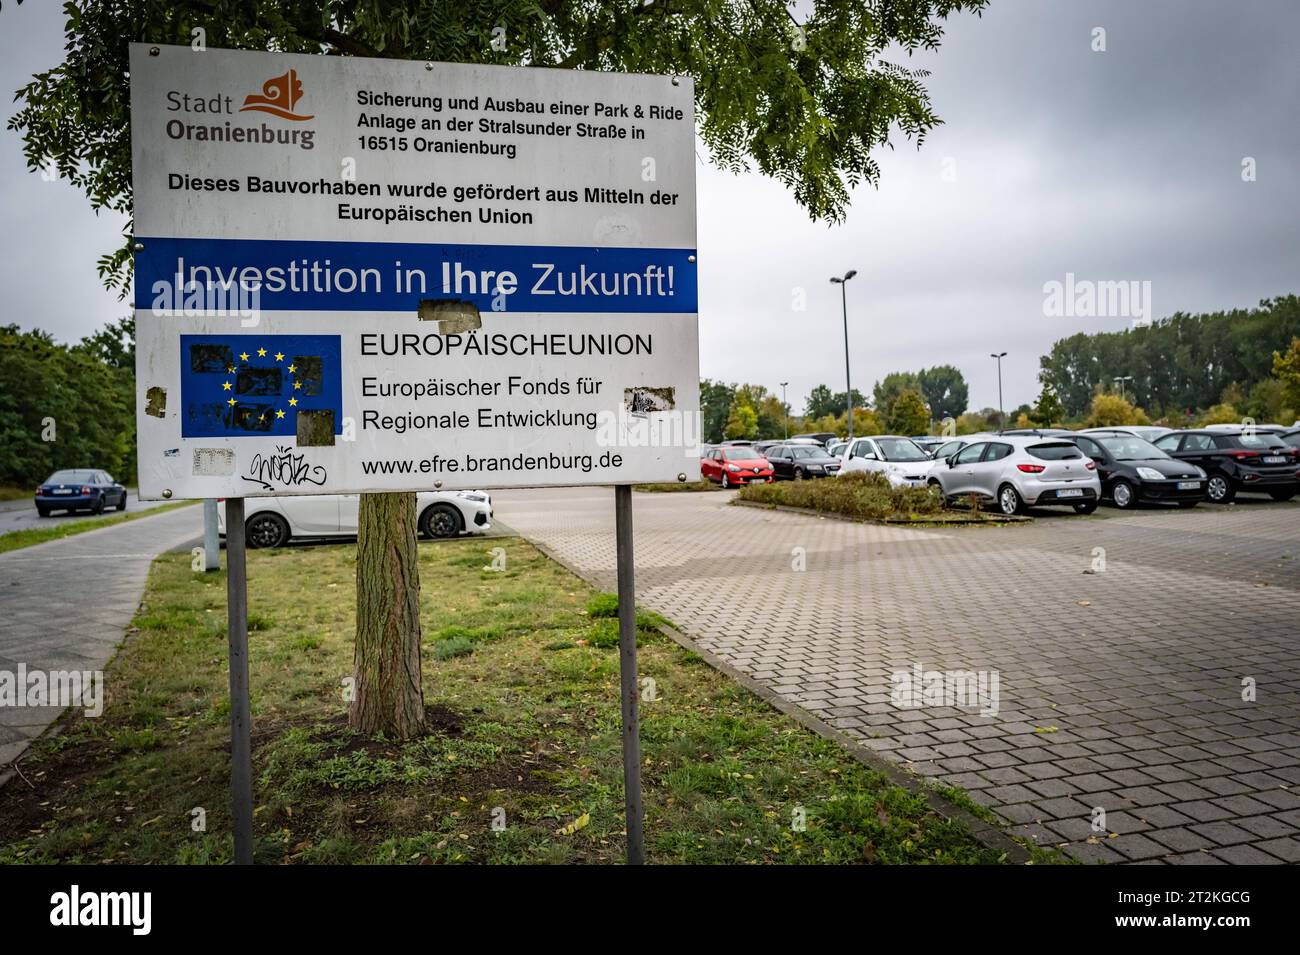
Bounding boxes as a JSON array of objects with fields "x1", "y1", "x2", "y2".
[{"x1": 35, "y1": 469, "x2": 127, "y2": 517}]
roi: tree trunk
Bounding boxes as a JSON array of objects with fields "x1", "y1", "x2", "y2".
[{"x1": 350, "y1": 491, "x2": 425, "y2": 737}]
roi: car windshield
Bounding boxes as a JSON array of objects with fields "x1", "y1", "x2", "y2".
[
  {"x1": 1129, "y1": 427, "x2": 1169, "y2": 441},
  {"x1": 791, "y1": 446, "x2": 829, "y2": 459},
  {"x1": 1096, "y1": 435, "x2": 1167, "y2": 461},
  {"x1": 876, "y1": 438, "x2": 929, "y2": 462},
  {"x1": 1027, "y1": 443, "x2": 1082, "y2": 460},
  {"x1": 1237, "y1": 434, "x2": 1287, "y2": 449},
  {"x1": 47, "y1": 470, "x2": 96, "y2": 484},
  {"x1": 723, "y1": 449, "x2": 761, "y2": 460}
]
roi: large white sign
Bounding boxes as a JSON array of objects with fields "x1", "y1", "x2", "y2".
[{"x1": 130, "y1": 44, "x2": 699, "y2": 499}]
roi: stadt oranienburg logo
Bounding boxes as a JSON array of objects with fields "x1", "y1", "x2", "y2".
[{"x1": 240, "y1": 69, "x2": 314, "y2": 121}]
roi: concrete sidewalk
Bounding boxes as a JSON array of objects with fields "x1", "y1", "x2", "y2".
[{"x1": 0, "y1": 505, "x2": 202, "y2": 769}]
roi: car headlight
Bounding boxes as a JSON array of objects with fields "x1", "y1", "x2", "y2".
[
  {"x1": 459, "y1": 492, "x2": 488, "y2": 503},
  {"x1": 1136, "y1": 467, "x2": 1164, "y2": 481},
  {"x1": 727, "y1": 464, "x2": 740, "y2": 471}
]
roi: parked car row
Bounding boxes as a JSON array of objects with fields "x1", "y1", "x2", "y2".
[{"x1": 700, "y1": 422, "x2": 1300, "y2": 516}]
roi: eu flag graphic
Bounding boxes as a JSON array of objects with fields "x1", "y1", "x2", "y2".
[{"x1": 180, "y1": 334, "x2": 343, "y2": 440}]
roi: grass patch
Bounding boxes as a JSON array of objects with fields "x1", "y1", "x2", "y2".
[
  {"x1": 0, "y1": 536, "x2": 1014, "y2": 865},
  {"x1": 737, "y1": 471, "x2": 1004, "y2": 524},
  {"x1": 0, "y1": 501, "x2": 196, "y2": 554}
]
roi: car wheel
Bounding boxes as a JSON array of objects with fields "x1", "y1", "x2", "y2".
[
  {"x1": 420, "y1": 503, "x2": 464, "y2": 539},
  {"x1": 1111, "y1": 479, "x2": 1136, "y2": 509},
  {"x1": 1268, "y1": 488, "x2": 1297, "y2": 502},
  {"x1": 36, "y1": 507, "x2": 49, "y2": 518},
  {"x1": 1073, "y1": 501, "x2": 1098, "y2": 514},
  {"x1": 1205, "y1": 472, "x2": 1235, "y2": 504},
  {"x1": 117, "y1": 493, "x2": 127, "y2": 511},
  {"x1": 721, "y1": 472, "x2": 732, "y2": 489},
  {"x1": 93, "y1": 497, "x2": 105, "y2": 515},
  {"x1": 1178, "y1": 500, "x2": 1199, "y2": 508},
  {"x1": 246, "y1": 512, "x2": 290, "y2": 549},
  {"x1": 794, "y1": 467, "x2": 805, "y2": 481},
  {"x1": 997, "y1": 484, "x2": 1023, "y2": 516}
]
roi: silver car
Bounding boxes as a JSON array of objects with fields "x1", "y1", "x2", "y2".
[{"x1": 929, "y1": 435, "x2": 1102, "y2": 515}]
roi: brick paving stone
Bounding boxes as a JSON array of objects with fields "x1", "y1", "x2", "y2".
[
  {"x1": 1189, "y1": 822, "x2": 1257, "y2": 846},
  {"x1": 495, "y1": 488, "x2": 1300, "y2": 865},
  {"x1": 1211, "y1": 844, "x2": 1285, "y2": 864},
  {"x1": 1149, "y1": 827, "x2": 1215, "y2": 853},
  {"x1": 1257, "y1": 837, "x2": 1300, "y2": 862}
]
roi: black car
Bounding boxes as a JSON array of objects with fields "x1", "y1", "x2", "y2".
[
  {"x1": 35, "y1": 469, "x2": 128, "y2": 516},
  {"x1": 1071, "y1": 432, "x2": 1206, "y2": 508},
  {"x1": 765, "y1": 444, "x2": 841, "y2": 480},
  {"x1": 791, "y1": 432, "x2": 838, "y2": 448},
  {"x1": 1153, "y1": 429, "x2": 1299, "y2": 503}
]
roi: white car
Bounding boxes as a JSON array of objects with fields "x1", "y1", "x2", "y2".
[
  {"x1": 838, "y1": 435, "x2": 937, "y2": 486},
  {"x1": 218, "y1": 491, "x2": 493, "y2": 548},
  {"x1": 1080, "y1": 425, "x2": 1173, "y2": 442}
]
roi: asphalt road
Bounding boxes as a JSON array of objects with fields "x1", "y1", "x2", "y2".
[{"x1": 0, "y1": 491, "x2": 175, "y2": 534}]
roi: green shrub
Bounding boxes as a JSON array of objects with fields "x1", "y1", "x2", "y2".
[{"x1": 737, "y1": 470, "x2": 943, "y2": 521}]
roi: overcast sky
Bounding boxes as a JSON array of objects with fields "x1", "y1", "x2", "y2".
[{"x1": 2, "y1": 0, "x2": 1296, "y2": 413}]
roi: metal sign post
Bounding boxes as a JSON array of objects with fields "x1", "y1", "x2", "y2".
[
  {"x1": 223, "y1": 497, "x2": 254, "y2": 864},
  {"x1": 202, "y1": 498, "x2": 220, "y2": 571},
  {"x1": 614, "y1": 485, "x2": 644, "y2": 865}
]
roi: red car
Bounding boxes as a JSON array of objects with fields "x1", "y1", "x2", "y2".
[{"x1": 701, "y1": 446, "x2": 773, "y2": 488}]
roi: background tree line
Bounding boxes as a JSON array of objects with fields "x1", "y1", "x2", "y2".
[
  {"x1": 1038, "y1": 295, "x2": 1300, "y2": 422},
  {"x1": 700, "y1": 364, "x2": 971, "y2": 443},
  {"x1": 0, "y1": 317, "x2": 135, "y2": 491}
]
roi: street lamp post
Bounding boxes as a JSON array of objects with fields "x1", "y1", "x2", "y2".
[
  {"x1": 779, "y1": 381, "x2": 789, "y2": 440},
  {"x1": 830, "y1": 270, "x2": 858, "y2": 438},
  {"x1": 1114, "y1": 375, "x2": 1133, "y2": 401},
  {"x1": 991, "y1": 352, "x2": 1007, "y2": 431}
]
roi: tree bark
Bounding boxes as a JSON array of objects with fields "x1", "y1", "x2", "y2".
[{"x1": 350, "y1": 491, "x2": 425, "y2": 738}]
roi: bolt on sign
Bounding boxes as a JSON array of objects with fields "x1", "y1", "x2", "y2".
[{"x1": 130, "y1": 44, "x2": 700, "y2": 499}]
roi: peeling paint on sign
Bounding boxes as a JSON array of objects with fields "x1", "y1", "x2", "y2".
[
  {"x1": 193, "y1": 447, "x2": 235, "y2": 476},
  {"x1": 418, "y1": 299, "x2": 483, "y2": 334},
  {"x1": 624, "y1": 386, "x2": 676, "y2": 414},
  {"x1": 145, "y1": 386, "x2": 167, "y2": 418},
  {"x1": 296, "y1": 409, "x2": 336, "y2": 447}
]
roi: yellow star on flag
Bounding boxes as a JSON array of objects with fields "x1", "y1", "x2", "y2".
[
  {"x1": 227, "y1": 365, "x2": 236, "y2": 374},
  {"x1": 293, "y1": 380, "x2": 302, "y2": 390},
  {"x1": 288, "y1": 397, "x2": 298, "y2": 407},
  {"x1": 287, "y1": 364, "x2": 296, "y2": 374},
  {"x1": 274, "y1": 352, "x2": 284, "y2": 362},
  {"x1": 222, "y1": 381, "x2": 232, "y2": 391},
  {"x1": 227, "y1": 397, "x2": 237, "y2": 406},
  {"x1": 257, "y1": 347, "x2": 267, "y2": 357},
  {"x1": 276, "y1": 409, "x2": 286, "y2": 419},
  {"x1": 239, "y1": 352, "x2": 249, "y2": 362}
]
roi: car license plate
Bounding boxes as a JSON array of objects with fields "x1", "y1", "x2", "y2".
[
  {"x1": 1177, "y1": 481, "x2": 1200, "y2": 490},
  {"x1": 52, "y1": 489, "x2": 72, "y2": 495},
  {"x1": 1057, "y1": 488, "x2": 1084, "y2": 498},
  {"x1": 1263, "y1": 456, "x2": 1286, "y2": 464}
]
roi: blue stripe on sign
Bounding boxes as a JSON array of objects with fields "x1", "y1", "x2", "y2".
[{"x1": 135, "y1": 237, "x2": 697, "y2": 313}]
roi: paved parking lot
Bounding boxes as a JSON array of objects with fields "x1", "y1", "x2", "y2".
[{"x1": 494, "y1": 487, "x2": 1300, "y2": 864}]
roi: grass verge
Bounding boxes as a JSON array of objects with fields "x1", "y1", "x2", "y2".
[
  {"x1": 0, "y1": 501, "x2": 197, "y2": 555},
  {"x1": 736, "y1": 472, "x2": 1016, "y2": 524},
  {"x1": 0, "y1": 536, "x2": 1010, "y2": 865}
]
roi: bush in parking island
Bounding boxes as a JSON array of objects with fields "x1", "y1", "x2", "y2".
[{"x1": 738, "y1": 471, "x2": 944, "y2": 521}]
